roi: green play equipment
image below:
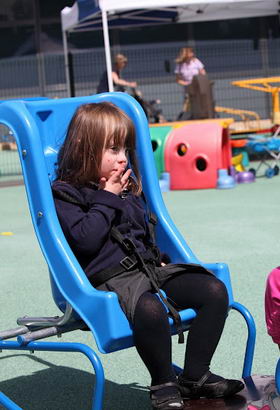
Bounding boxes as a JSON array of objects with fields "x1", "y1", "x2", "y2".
[{"x1": 149, "y1": 126, "x2": 172, "y2": 178}]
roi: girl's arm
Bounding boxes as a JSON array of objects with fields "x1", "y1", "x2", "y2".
[{"x1": 55, "y1": 190, "x2": 124, "y2": 256}]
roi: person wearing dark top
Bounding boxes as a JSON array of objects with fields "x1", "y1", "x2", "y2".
[
  {"x1": 97, "y1": 53, "x2": 137, "y2": 94},
  {"x1": 52, "y1": 102, "x2": 244, "y2": 409}
]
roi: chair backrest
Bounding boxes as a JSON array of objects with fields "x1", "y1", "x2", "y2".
[{"x1": 0, "y1": 93, "x2": 200, "y2": 353}]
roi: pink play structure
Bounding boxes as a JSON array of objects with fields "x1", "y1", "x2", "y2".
[{"x1": 164, "y1": 122, "x2": 232, "y2": 190}]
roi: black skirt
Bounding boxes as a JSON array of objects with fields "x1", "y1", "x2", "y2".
[{"x1": 96, "y1": 263, "x2": 213, "y2": 323}]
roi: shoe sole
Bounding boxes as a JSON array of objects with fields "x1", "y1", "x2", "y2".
[{"x1": 180, "y1": 381, "x2": 244, "y2": 399}]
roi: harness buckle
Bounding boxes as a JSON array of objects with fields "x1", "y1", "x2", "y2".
[
  {"x1": 120, "y1": 256, "x2": 138, "y2": 271},
  {"x1": 122, "y1": 237, "x2": 136, "y2": 253}
]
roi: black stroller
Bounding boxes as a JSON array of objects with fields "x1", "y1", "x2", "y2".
[{"x1": 130, "y1": 88, "x2": 166, "y2": 123}]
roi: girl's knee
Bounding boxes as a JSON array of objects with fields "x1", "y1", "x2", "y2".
[
  {"x1": 135, "y1": 292, "x2": 167, "y2": 318},
  {"x1": 207, "y1": 277, "x2": 229, "y2": 307},
  {"x1": 133, "y1": 292, "x2": 170, "y2": 333}
]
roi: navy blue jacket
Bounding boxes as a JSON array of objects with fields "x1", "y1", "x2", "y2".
[{"x1": 52, "y1": 181, "x2": 154, "y2": 280}]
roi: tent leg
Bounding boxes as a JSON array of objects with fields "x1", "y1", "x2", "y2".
[
  {"x1": 62, "y1": 29, "x2": 71, "y2": 97},
  {"x1": 102, "y1": 10, "x2": 114, "y2": 92}
]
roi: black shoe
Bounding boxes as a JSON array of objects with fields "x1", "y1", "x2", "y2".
[
  {"x1": 150, "y1": 381, "x2": 184, "y2": 409},
  {"x1": 178, "y1": 371, "x2": 244, "y2": 399}
]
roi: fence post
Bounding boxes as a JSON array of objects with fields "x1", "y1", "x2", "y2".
[
  {"x1": 68, "y1": 52, "x2": 75, "y2": 97},
  {"x1": 37, "y1": 53, "x2": 46, "y2": 97}
]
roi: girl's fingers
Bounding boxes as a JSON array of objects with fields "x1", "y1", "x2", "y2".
[
  {"x1": 122, "y1": 168, "x2": 132, "y2": 181},
  {"x1": 110, "y1": 167, "x2": 124, "y2": 182},
  {"x1": 121, "y1": 169, "x2": 132, "y2": 186},
  {"x1": 99, "y1": 177, "x2": 107, "y2": 189},
  {"x1": 101, "y1": 167, "x2": 131, "y2": 194}
]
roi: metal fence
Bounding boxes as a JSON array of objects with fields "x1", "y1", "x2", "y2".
[
  {"x1": 0, "y1": 125, "x2": 21, "y2": 178},
  {"x1": 0, "y1": 37, "x2": 280, "y2": 177}
]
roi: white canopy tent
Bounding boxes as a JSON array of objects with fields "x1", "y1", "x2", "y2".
[{"x1": 61, "y1": 0, "x2": 279, "y2": 95}]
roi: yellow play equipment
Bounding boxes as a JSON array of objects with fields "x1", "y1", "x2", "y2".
[
  {"x1": 232, "y1": 153, "x2": 245, "y2": 172},
  {"x1": 232, "y1": 76, "x2": 280, "y2": 125},
  {"x1": 215, "y1": 106, "x2": 261, "y2": 134}
]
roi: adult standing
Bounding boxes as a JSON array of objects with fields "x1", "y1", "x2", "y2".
[
  {"x1": 175, "y1": 47, "x2": 208, "y2": 118},
  {"x1": 175, "y1": 46, "x2": 206, "y2": 89},
  {"x1": 97, "y1": 53, "x2": 137, "y2": 94}
]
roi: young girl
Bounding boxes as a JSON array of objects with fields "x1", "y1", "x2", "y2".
[{"x1": 52, "y1": 102, "x2": 244, "y2": 409}]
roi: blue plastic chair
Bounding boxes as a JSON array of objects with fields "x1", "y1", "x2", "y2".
[
  {"x1": 0, "y1": 93, "x2": 256, "y2": 409},
  {"x1": 276, "y1": 359, "x2": 280, "y2": 395}
]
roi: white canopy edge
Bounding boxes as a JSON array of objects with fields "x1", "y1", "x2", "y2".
[
  {"x1": 99, "y1": 0, "x2": 277, "y2": 13},
  {"x1": 61, "y1": 3, "x2": 80, "y2": 32},
  {"x1": 62, "y1": 0, "x2": 279, "y2": 32},
  {"x1": 178, "y1": 1, "x2": 280, "y2": 22}
]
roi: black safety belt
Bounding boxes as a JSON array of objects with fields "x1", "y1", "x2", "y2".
[
  {"x1": 111, "y1": 226, "x2": 184, "y2": 343},
  {"x1": 52, "y1": 187, "x2": 184, "y2": 343}
]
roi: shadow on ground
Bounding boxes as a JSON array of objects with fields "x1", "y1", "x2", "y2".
[
  {"x1": 1, "y1": 355, "x2": 279, "y2": 410},
  {"x1": 0, "y1": 354, "x2": 149, "y2": 410}
]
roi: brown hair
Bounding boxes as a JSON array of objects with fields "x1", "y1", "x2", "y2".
[
  {"x1": 114, "y1": 53, "x2": 128, "y2": 64},
  {"x1": 56, "y1": 102, "x2": 142, "y2": 195},
  {"x1": 175, "y1": 47, "x2": 195, "y2": 64}
]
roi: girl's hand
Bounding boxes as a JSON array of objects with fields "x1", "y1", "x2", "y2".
[{"x1": 99, "y1": 168, "x2": 132, "y2": 195}]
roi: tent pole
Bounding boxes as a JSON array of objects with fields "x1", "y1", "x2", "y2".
[
  {"x1": 62, "y1": 28, "x2": 71, "y2": 97},
  {"x1": 102, "y1": 10, "x2": 114, "y2": 92}
]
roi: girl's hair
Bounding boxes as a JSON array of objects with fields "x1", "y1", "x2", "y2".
[
  {"x1": 56, "y1": 102, "x2": 142, "y2": 195},
  {"x1": 175, "y1": 47, "x2": 195, "y2": 64}
]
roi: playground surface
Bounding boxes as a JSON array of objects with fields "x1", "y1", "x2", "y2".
[{"x1": 1, "y1": 172, "x2": 280, "y2": 410}]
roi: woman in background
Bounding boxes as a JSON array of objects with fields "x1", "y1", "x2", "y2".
[
  {"x1": 97, "y1": 53, "x2": 137, "y2": 94},
  {"x1": 175, "y1": 46, "x2": 206, "y2": 89}
]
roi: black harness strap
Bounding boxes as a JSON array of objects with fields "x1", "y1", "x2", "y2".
[
  {"x1": 111, "y1": 226, "x2": 184, "y2": 344},
  {"x1": 52, "y1": 188, "x2": 89, "y2": 210},
  {"x1": 89, "y1": 249, "x2": 155, "y2": 288},
  {"x1": 52, "y1": 187, "x2": 184, "y2": 343}
]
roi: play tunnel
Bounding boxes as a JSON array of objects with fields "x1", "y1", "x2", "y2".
[
  {"x1": 149, "y1": 126, "x2": 172, "y2": 178},
  {"x1": 163, "y1": 122, "x2": 232, "y2": 190}
]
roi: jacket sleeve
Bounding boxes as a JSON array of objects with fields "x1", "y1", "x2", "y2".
[
  {"x1": 55, "y1": 190, "x2": 124, "y2": 256},
  {"x1": 265, "y1": 267, "x2": 280, "y2": 344}
]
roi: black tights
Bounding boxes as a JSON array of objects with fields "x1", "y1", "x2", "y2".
[{"x1": 132, "y1": 272, "x2": 228, "y2": 386}]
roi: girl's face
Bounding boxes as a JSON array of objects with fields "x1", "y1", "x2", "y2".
[{"x1": 100, "y1": 143, "x2": 129, "y2": 181}]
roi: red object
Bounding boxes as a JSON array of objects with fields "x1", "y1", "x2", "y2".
[
  {"x1": 230, "y1": 139, "x2": 248, "y2": 148},
  {"x1": 164, "y1": 123, "x2": 232, "y2": 190}
]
